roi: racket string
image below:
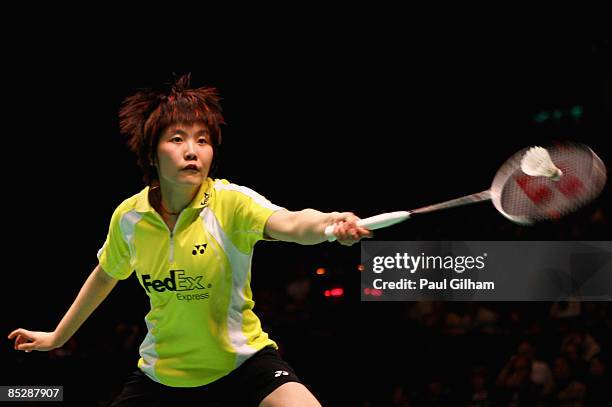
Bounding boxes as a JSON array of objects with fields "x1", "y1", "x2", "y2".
[{"x1": 496, "y1": 143, "x2": 606, "y2": 222}]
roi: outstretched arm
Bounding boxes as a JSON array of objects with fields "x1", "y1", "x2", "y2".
[
  {"x1": 265, "y1": 209, "x2": 372, "y2": 246},
  {"x1": 8, "y1": 264, "x2": 118, "y2": 352}
]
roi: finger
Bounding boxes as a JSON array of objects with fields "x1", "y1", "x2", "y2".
[
  {"x1": 337, "y1": 212, "x2": 359, "y2": 225},
  {"x1": 346, "y1": 225, "x2": 365, "y2": 240},
  {"x1": 336, "y1": 224, "x2": 350, "y2": 238},
  {"x1": 8, "y1": 328, "x2": 24, "y2": 340},
  {"x1": 338, "y1": 211, "x2": 355, "y2": 219},
  {"x1": 343, "y1": 218, "x2": 360, "y2": 228},
  {"x1": 357, "y1": 226, "x2": 373, "y2": 236},
  {"x1": 18, "y1": 342, "x2": 34, "y2": 352},
  {"x1": 15, "y1": 334, "x2": 30, "y2": 350},
  {"x1": 333, "y1": 221, "x2": 346, "y2": 236},
  {"x1": 340, "y1": 224, "x2": 351, "y2": 235},
  {"x1": 356, "y1": 227, "x2": 374, "y2": 238},
  {"x1": 338, "y1": 232, "x2": 358, "y2": 244},
  {"x1": 21, "y1": 329, "x2": 33, "y2": 340},
  {"x1": 15, "y1": 330, "x2": 33, "y2": 342}
]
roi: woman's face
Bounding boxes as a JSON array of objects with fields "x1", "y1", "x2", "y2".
[{"x1": 155, "y1": 122, "x2": 213, "y2": 187}]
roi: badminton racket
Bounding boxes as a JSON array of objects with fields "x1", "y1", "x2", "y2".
[{"x1": 325, "y1": 141, "x2": 607, "y2": 241}]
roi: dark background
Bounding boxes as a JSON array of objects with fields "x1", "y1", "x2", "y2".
[{"x1": 1, "y1": 37, "x2": 611, "y2": 405}]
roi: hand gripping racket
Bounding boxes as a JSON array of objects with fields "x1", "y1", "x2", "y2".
[{"x1": 325, "y1": 141, "x2": 607, "y2": 241}]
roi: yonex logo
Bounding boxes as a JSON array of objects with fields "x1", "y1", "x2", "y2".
[
  {"x1": 274, "y1": 370, "x2": 289, "y2": 378},
  {"x1": 192, "y1": 243, "x2": 207, "y2": 255},
  {"x1": 201, "y1": 192, "x2": 210, "y2": 207}
]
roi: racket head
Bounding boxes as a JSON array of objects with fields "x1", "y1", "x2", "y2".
[{"x1": 490, "y1": 141, "x2": 607, "y2": 225}]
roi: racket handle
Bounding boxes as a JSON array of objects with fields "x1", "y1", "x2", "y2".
[{"x1": 324, "y1": 211, "x2": 411, "y2": 242}]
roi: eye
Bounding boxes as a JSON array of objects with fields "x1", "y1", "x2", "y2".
[
  {"x1": 198, "y1": 138, "x2": 208, "y2": 145},
  {"x1": 171, "y1": 135, "x2": 182, "y2": 143}
]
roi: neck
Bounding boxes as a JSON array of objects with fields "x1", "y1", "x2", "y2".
[{"x1": 155, "y1": 181, "x2": 199, "y2": 216}]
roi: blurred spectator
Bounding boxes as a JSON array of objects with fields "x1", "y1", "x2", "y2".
[
  {"x1": 552, "y1": 355, "x2": 587, "y2": 406},
  {"x1": 551, "y1": 300, "x2": 582, "y2": 320},
  {"x1": 580, "y1": 302, "x2": 608, "y2": 333},
  {"x1": 583, "y1": 356, "x2": 607, "y2": 406},
  {"x1": 472, "y1": 305, "x2": 501, "y2": 335},
  {"x1": 557, "y1": 380, "x2": 586, "y2": 407},
  {"x1": 390, "y1": 384, "x2": 413, "y2": 407},
  {"x1": 407, "y1": 301, "x2": 447, "y2": 330},
  {"x1": 464, "y1": 366, "x2": 491, "y2": 407},
  {"x1": 48, "y1": 337, "x2": 80, "y2": 360},
  {"x1": 561, "y1": 327, "x2": 601, "y2": 365},
  {"x1": 284, "y1": 275, "x2": 314, "y2": 325},
  {"x1": 420, "y1": 379, "x2": 451, "y2": 406},
  {"x1": 495, "y1": 355, "x2": 539, "y2": 406},
  {"x1": 517, "y1": 340, "x2": 555, "y2": 398},
  {"x1": 443, "y1": 303, "x2": 474, "y2": 336}
]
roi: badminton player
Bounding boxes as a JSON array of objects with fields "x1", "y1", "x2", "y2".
[{"x1": 8, "y1": 74, "x2": 371, "y2": 406}]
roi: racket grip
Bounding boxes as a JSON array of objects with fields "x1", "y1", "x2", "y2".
[{"x1": 324, "y1": 211, "x2": 411, "y2": 242}]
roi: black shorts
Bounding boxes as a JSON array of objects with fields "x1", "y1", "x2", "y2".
[{"x1": 108, "y1": 347, "x2": 301, "y2": 407}]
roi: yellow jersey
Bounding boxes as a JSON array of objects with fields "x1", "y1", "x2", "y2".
[{"x1": 97, "y1": 178, "x2": 284, "y2": 387}]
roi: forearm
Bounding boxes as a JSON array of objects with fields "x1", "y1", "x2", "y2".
[
  {"x1": 280, "y1": 209, "x2": 335, "y2": 245},
  {"x1": 266, "y1": 208, "x2": 371, "y2": 246},
  {"x1": 54, "y1": 264, "x2": 118, "y2": 346}
]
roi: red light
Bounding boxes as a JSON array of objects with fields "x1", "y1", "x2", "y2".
[
  {"x1": 324, "y1": 287, "x2": 344, "y2": 297},
  {"x1": 364, "y1": 288, "x2": 383, "y2": 297},
  {"x1": 330, "y1": 288, "x2": 344, "y2": 297}
]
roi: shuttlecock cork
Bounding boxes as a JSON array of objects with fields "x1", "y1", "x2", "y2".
[{"x1": 520, "y1": 146, "x2": 563, "y2": 181}]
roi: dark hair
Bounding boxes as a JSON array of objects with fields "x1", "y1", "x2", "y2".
[{"x1": 119, "y1": 73, "x2": 225, "y2": 185}]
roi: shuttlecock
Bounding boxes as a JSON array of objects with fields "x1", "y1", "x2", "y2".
[{"x1": 520, "y1": 146, "x2": 563, "y2": 181}]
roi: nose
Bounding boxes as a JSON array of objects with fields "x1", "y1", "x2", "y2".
[{"x1": 184, "y1": 140, "x2": 197, "y2": 161}]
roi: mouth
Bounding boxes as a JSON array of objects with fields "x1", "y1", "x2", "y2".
[{"x1": 182, "y1": 165, "x2": 200, "y2": 171}]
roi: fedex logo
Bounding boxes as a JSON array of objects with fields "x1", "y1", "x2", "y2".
[{"x1": 141, "y1": 270, "x2": 207, "y2": 293}]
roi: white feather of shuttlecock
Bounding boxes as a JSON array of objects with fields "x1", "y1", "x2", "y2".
[{"x1": 520, "y1": 146, "x2": 563, "y2": 180}]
